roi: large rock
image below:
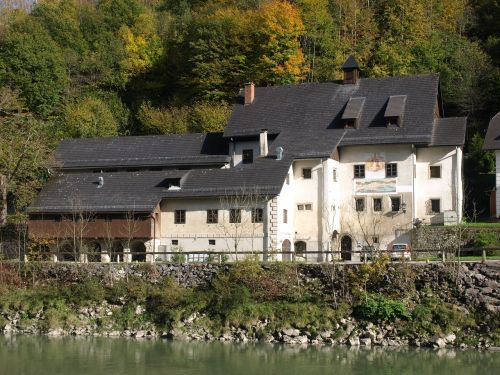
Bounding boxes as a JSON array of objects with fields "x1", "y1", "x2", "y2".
[{"x1": 282, "y1": 328, "x2": 300, "y2": 337}]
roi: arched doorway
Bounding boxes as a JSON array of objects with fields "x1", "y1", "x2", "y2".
[
  {"x1": 282, "y1": 239, "x2": 291, "y2": 261},
  {"x1": 294, "y1": 241, "x2": 306, "y2": 259},
  {"x1": 341, "y1": 236, "x2": 352, "y2": 261},
  {"x1": 131, "y1": 241, "x2": 146, "y2": 262},
  {"x1": 60, "y1": 242, "x2": 76, "y2": 262},
  {"x1": 87, "y1": 242, "x2": 101, "y2": 262},
  {"x1": 111, "y1": 241, "x2": 124, "y2": 262}
]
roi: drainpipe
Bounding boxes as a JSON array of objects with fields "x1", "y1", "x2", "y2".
[
  {"x1": 411, "y1": 145, "x2": 416, "y2": 224},
  {"x1": 455, "y1": 146, "x2": 462, "y2": 223},
  {"x1": 149, "y1": 213, "x2": 156, "y2": 263},
  {"x1": 320, "y1": 158, "x2": 325, "y2": 261}
]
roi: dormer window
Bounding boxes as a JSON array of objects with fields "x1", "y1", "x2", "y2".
[
  {"x1": 342, "y1": 97, "x2": 365, "y2": 129},
  {"x1": 242, "y1": 149, "x2": 253, "y2": 164},
  {"x1": 384, "y1": 95, "x2": 407, "y2": 127}
]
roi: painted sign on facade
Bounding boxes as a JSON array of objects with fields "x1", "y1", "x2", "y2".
[
  {"x1": 365, "y1": 152, "x2": 386, "y2": 179},
  {"x1": 356, "y1": 178, "x2": 397, "y2": 194}
]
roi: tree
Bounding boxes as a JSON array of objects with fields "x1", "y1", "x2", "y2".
[
  {"x1": 0, "y1": 87, "x2": 53, "y2": 213},
  {"x1": 255, "y1": 0, "x2": 308, "y2": 84},
  {"x1": 64, "y1": 96, "x2": 120, "y2": 138},
  {"x1": 0, "y1": 17, "x2": 68, "y2": 116}
]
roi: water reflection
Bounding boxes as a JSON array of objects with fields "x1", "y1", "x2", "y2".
[{"x1": 0, "y1": 335, "x2": 498, "y2": 375}]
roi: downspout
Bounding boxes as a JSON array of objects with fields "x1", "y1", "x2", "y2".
[
  {"x1": 455, "y1": 146, "x2": 462, "y2": 223},
  {"x1": 150, "y1": 212, "x2": 156, "y2": 262},
  {"x1": 320, "y1": 158, "x2": 325, "y2": 260},
  {"x1": 411, "y1": 145, "x2": 416, "y2": 225}
]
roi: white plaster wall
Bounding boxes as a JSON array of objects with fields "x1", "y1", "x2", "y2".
[
  {"x1": 159, "y1": 198, "x2": 267, "y2": 256},
  {"x1": 415, "y1": 146, "x2": 460, "y2": 224},
  {"x1": 291, "y1": 159, "x2": 322, "y2": 254},
  {"x1": 276, "y1": 165, "x2": 295, "y2": 251},
  {"x1": 232, "y1": 141, "x2": 260, "y2": 166},
  {"x1": 337, "y1": 145, "x2": 415, "y2": 252}
]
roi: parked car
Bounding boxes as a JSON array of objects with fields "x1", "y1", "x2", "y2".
[{"x1": 388, "y1": 243, "x2": 411, "y2": 260}]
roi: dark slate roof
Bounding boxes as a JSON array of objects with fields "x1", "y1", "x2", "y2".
[
  {"x1": 28, "y1": 170, "x2": 190, "y2": 213},
  {"x1": 164, "y1": 157, "x2": 292, "y2": 198},
  {"x1": 384, "y1": 95, "x2": 407, "y2": 118},
  {"x1": 484, "y1": 112, "x2": 500, "y2": 150},
  {"x1": 55, "y1": 133, "x2": 230, "y2": 169},
  {"x1": 342, "y1": 97, "x2": 365, "y2": 119},
  {"x1": 224, "y1": 74, "x2": 463, "y2": 148},
  {"x1": 431, "y1": 117, "x2": 467, "y2": 146},
  {"x1": 342, "y1": 56, "x2": 360, "y2": 70}
]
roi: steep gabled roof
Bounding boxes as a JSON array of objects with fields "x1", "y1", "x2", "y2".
[
  {"x1": 431, "y1": 117, "x2": 467, "y2": 146},
  {"x1": 224, "y1": 74, "x2": 453, "y2": 150},
  {"x1": 28, "y1": 170, "x2": 188, "y2": 213},
  {"x1": 484, "y1": 112, "x2": 500, "y2": 150},
  {"x1": 55, "y1": 132, "x2": 230, "y2": 169}
]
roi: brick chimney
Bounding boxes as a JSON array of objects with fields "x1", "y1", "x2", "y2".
[
  {"x1": 341, "y1": 56, "x2": 360, "y2": 84},
  {"x1": 244, "y1": 82, "x2": 255, "y2": 105}
]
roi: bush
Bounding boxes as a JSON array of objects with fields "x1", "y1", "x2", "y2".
[{"x1": 355, "y1": 293, "x2": 410, "y2": 322}]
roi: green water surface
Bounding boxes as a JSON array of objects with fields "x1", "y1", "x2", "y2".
[{"x1": 0, "y1": 335, "x2": 498, "y2": 375}]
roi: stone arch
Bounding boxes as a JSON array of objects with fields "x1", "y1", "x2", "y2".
[
  {"x1": 87, "y1": 241, "x2": 101, "y2": 263},
  {"x1": 340, "y1": 235, "x2": 352, "y2": 261},
  {"x1": 282, "y1": 239, "x2": 291, "y2": 261},
  {"x1": 59, "y1": 241, "x2": 76, "y2": 262},
  {"x1": 294, "y1": 241, "x2": 306, "y2": 258},
  {"x1": 111, "y1": 240, "x2": 124, "y2": 262},
  {"x1": 131, "y1": 240, "x2": 146, "y2": 262}
]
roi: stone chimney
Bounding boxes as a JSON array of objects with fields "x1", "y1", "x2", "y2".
[
  {"x1": 259, "y1": 129, "x2": 268, "y2": 157},
  {"x1": 341, "y1": 56, "x2": 360, "y2": 84},
  {"x1": 244, "y1": 82, "x2": 255, "y2": 105}
]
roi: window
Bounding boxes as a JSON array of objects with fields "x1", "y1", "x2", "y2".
[
  {"x1": 386, "y1": 163, "x2": 397, "y2": 178},
  {"x1": 354, "y1": 164, "x2": 365, "y2": 178},
  {"x1": 171, "y1": 239, "x2": 178, "y2": 246},
  {"x1": 430, "y1": 165, "x2": 441, "y2": 178},
  {"x1": 373, "y1": 198, "x2": 382, "y2": 212},
  {"x1": 295, "y1": 241, "x2": 307, "y2": 256},
  {"x1": 391, "y1": 197, "x2": 401, "y2": 212},
  {"x1": 252, "y1": 208, "x2": 263, "y2": 223},
  {"x1": 283, "y1": 209, "x2": 288, "y2": 224},
  {"x1": 333, "y1": 168, "x2": 338, "y2": 182},
  {"x1": 430, "y1": 199, "x2": 441, "y2": 213},
  {"x1": 209, "y1": 239, "x2": 216, "y2": 245},
  {"x1": 242, "y1": 149, "x2": 253, "y2": 164},
  {"x1": 207, "y1": 209, "x2": 218, "y2": 224},
  {"x1": 302, "y1": 168, "x2": 312, "y2": 179},
  {"x1": 372, "y1": 236, "x2": 379, "y2": 244},
  {"x1": 355, "y1": 198, "x2": 365, "y2": 212},
  {"x1": 174, "y1": 210, "x2": 186, "y2": 224},
  {"x1": 304, "y1": 204, "x2": 312, "y2": 210},
  {"x1": 344, "y1": 119, "x2": 356, "y2": 129},
  {"x1": 285, "y1": 174, "x2": 290, "y2": 185},
  {"x1": 229, "y1": 209, "x2": 241, "y2": 223},
  {"x1": 297, "y1": 204, "x2": 304, "y2": 210}
]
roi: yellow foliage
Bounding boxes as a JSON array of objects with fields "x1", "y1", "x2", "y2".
[{"x1": 119, "y1": 11, "x2": 163, "y2": 79}]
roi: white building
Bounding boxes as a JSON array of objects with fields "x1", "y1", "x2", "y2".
[
  {"x1": 28, "y1": 57, "x2": 466, "y2": 262},
  {"x1": 484, "y1": 112, "x2": 500, "y2": 218}
]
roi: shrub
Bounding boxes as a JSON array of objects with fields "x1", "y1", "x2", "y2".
[{"x1": 354, "y1": 293, "x2": 410, "y2": 321}]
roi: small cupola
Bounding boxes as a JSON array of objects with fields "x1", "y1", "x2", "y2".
[
  {"x1": 341, "y1": 56, "x2": 360, "y2": 84},
  {"x1": 384, "y1": 95, "x2": 407, "y2": 127}
]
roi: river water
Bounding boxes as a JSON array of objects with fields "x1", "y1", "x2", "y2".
[{"x1": 0, "y1": 335, "x2": 498, "y2": 375}]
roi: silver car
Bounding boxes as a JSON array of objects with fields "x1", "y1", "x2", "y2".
[{"x1": 389, "y1": 243, "x2": 411, "y2": 260}]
